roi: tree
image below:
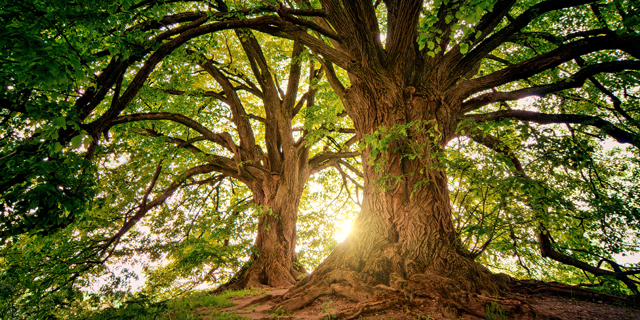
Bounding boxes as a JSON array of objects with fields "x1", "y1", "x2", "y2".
[
  {"x1": 3, "y1": 0, "x2": 640, "y2": 318},
  {"x1": 0, "y1": 0, "x2": 359, "y2": 311},
  {"x1": 101, "y1": 29, "x2": 360, "y2": 289},
  {"x1": 250, "y1": 0, "x2": 639, "y2": 315}
]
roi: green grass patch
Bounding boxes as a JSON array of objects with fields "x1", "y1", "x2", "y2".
[{"x1": 76, "y1": 288, "x2": 264, "y2": 320}]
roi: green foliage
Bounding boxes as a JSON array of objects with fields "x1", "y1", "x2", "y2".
[
  {"x1": 80, "y1": 294, "x2": 168, "y2": 320},
  {"x1": 448, "y1": 118, "x2": 640, "y2": 293},
  {"x1": 66, "y1": 289, "x2": 254, "y2": 320},
  {"x1": 361, "y1": 120, "x2": 444, "y2": 193},
  {"x1": 322, "y1": 300, "x2": 337, "y2": 320},
  {"x1": 0, "y1": 146, "x2": 97, "y2": 238},
  {"x1": 2, "y1": 0, "x2": 640, "y2": 315},
  {"x1": 486, "y1": 301, "x2": 507, "y2": 320}
]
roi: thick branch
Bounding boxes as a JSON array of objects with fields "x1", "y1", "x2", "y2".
[
  {"x1": 110, "y1": 112, "x2": 239, "y2": 152},
  {"x1": 466, "y1": 110, "x2": 640, "y2": 147},
  {"x1": 283, "y1": 41, "x2": 305, "y2": 118},
  {"x1": 453, "y1": 0, "x2": 599, "y2": 81},
  {"x1": 458, "y1": 34, "x2": 640, "y2": 99},
  {"x1": 539, "y1": 229, "x2": 640, "y2": 293},
  {"x1": 383, "y1": 0, "x2": 421, "y2": 69},
  {"x1": 89, "y1": 15, "x2": 309, "y2": 134},
  {"x1": 197, "y1": 55, "x2": 258, "y2": 151},
  {"x1": 576, "y1": 58, "x2": 640, "y2": 130},
  {"x1": 252, "y1": 17, "x2": 352, "y2": 71},
  {"x1": 461, "y1": 61, "x2": 640, "y2": 112},
  {"x1": 308, "y1": 151, "x2": 359, "y2": 175}
]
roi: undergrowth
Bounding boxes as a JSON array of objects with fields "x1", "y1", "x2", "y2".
[{"x1": 71, "y1": 288, "x2": 262, "y2": 320}]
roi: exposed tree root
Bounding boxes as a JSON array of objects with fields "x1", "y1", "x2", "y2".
[
  {"x1": 213, "y1": 255, "x2": 306, "y2": 293},
  {"x1": 274, "y1": 266, "x2": 516, "y2": 319},
  {"x1": 272, "y1": 265, "x2": 625, "y2": 319},
  {"x1": 337, "y1": 298, "x2": 402, "y2": 320}
]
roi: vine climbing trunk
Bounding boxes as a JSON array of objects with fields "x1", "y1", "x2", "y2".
[{"x1": 279, "y1": 68, "x2": 501, "y2": 316}]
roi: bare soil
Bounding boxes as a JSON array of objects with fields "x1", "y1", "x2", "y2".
[{"x1": 209, "y1": 283, "x2": 640, "y2": 320}]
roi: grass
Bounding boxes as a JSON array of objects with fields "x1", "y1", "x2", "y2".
[{"x1": 78, "y1": 288, "x2": 264, "y2": 320}]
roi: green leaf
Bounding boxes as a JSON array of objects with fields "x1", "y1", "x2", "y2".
[
  {"x1": 71, "y1": 134, "x2": 84, "y2": 149},
  {"x1": 459, "y1": 43, "x2": 469, "y2": 54},
  {"x1": 52, "y1": 117, "x2": 66, "y2": 128},
  {"x1": 53, "y1": 142, "x2": 62, "y2": 153},
  {"x1": 445, "y1": 14, "x2": 454, "y2": 24}
]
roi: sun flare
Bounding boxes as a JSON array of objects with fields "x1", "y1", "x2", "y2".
[{"x1": 334, "y1": 220, "x2": 354, "y2": 243}]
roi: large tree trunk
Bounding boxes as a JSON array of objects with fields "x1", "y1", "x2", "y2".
[
  {"x1": 221, "y1": 145, "x2": 310, "y2": 290},
  {"x1": 279, "y1": 75, "x2": 502, "y2": 316},
  {"x1": 225, "y1": 181, "x2": 307, "y2": 289}
]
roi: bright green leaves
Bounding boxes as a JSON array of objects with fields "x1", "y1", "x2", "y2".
[
  {"x1": 417, "y1": 0, "x2": 496, "y2": 56},
  {"x1": 459, "y1": 42, "x2": 469, "y2": 54},
  {"x1": 70, "y1": 134, "x2": 85, "y2": 149},
  {"x1": 450, "y1": 113, "x2": 640, "y2": 294},
  {"x1": 362, "y1": 120, "x2": 442, "y2": 166},
  {"x1": 361, "y1": 120, "x2": 444, "y2": 194}
]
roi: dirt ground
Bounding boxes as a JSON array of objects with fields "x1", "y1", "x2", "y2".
[{"x1": 211, "y1": 284, "x2": 640, "y2": 320}]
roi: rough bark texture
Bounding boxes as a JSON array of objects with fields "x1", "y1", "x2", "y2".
[
  {"x1": 274, "y1": 1, "x2": 514, "y2": 316},
  {"x1": 278, "y1": 62, "x2": 501, "y2": 318},
  {"x1": 223, "y1": 168, "x2": 309, "y2": 289},
  {"x1": 214, "y1": 35, "x2": 312, "y2": 289}
]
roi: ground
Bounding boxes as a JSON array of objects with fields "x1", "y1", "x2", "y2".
[{"x1": 201, "y1": 281, "x2": 640, "y2": 320}]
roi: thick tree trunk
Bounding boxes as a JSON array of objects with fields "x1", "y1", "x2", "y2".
[
  {"x1": 224, "y1": 183, "x2": 307, "y2": 289},
  {"x1": 221, "y1": 145, "x2": 310, "y2": 290},
  {"x1": 279, "y1": 77, "x2": 502, "y2": 316}
]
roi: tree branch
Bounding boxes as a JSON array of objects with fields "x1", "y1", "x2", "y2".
[
  {"x1": 102, "y1": 163, "x2": 220, "y2": 252},
  {"x1": 463, "y1": 130, "x2": 640, "y2": 293},
  {"x1": 458, "y1": 34, "x2": 640, "y2": 99},
  {"x1": 465, "y1": 129, "x2": 528, "y2": 178},
  {"x1": 90, "y1": 15, "x2": 313, "y2": 134},
  {"x1": 465, "y1": 110, "x2": 640, "y2": 148},
  {"x1": 283, "y1": 41, "x2": 305, "y2": 117},
  {"x1": 452, "y1": 0, "x2": 599, "y2": 81},
  {"x1": 539, "y1": 228, "x2": 640, "y2": 293},
  {"x1": 461, "y1": 60, "x2": 640, "y2": 112},
  {"x1": 109, "y1": 112, "x2": 239, "y2": 152},
  {"x1": 197, "y1": 54, "x2": 258, "y2": 152},
  {"x1": 132, "y1": 127, "x2": 205, "y2": 154},
  {"x1": 308, "y1": 151, "x2": 359, "y2": 175}
]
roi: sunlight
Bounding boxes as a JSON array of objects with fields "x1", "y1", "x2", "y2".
[
  {"x1": 614, "y1": 252, "x2": 640, "y2": 265},
  {"x1": 334, "y1": 219, "x2": 353, "y2": 243}
]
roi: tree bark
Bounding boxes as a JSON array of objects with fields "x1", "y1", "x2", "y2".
[
  {"x1": 219, "y1": 140, "x2": 311, "y2": 289},
  {"x1": 279, "y1": 72, "x2": 501, "y2": 315},
  {"x1": 222, "y1": 183, "x2": 307, "y2": 289}
]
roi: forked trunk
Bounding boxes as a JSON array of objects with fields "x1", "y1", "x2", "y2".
[{"x1": 221, "y1": 146, "x2": 310, "y2": 290}]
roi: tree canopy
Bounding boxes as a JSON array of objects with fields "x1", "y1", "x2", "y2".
[{"x1": 1, "y1": 0, "x2": 640, "y2": 318}]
